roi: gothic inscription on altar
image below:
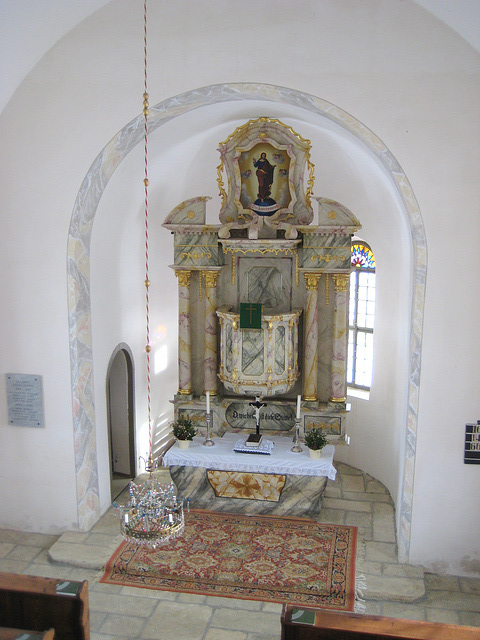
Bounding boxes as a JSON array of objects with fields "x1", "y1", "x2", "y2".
[
  {"x1": 464, "y1": 421, "x2": 480, "y2": 464},
  {"x1": 6, "y1": 373, "x2": 44, "y2": 428},
  {"x1": 226, "y1": 401, "x2": 295, "y2": 431}
]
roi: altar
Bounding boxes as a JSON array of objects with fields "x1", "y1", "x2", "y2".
[{"x1": 163, "y1": 433, "x2": 336, "y2": 518}]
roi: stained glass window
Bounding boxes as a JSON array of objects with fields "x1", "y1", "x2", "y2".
[{"x1": 348, "y1": 241, "x2": 375, "y2": 391}]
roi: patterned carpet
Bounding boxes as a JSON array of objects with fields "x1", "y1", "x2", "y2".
[{"x1": 101, "y1": 510, "x2": 358, "y2": 611}]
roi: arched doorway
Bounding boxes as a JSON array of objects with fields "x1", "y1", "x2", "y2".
[{"x1": 106, "y1": 345, "x2": 135, "y2": 500}]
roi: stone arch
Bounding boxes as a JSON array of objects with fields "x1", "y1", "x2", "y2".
[{"x1": 67, "y1": 83, "x2": 426, "y2": 562}]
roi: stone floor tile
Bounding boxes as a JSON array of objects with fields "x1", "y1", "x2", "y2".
[
  {"x1": 364, "y1": 574, "x2": 425, "y2": 602},
  {"x1": 336, "y1": 462, "x2": 363, "y2": 476},
  {"x1": 342, "y1": 474, "x2": 366, "y2": 492},
  {"x1": 261, "y1": 602, "x2": 283, "y2": 613},
  {"x1": 246, "y1": 635, "x2": 280, "y2": 640},
  {"x1": 460, "y1": 610, "x2": 480, "y2": 627},
  {"x1": 142, "y1": 601, "x2": 213, "y2": 640},
  {"x1": 204, "y1": 595, "x2": 263, "y2": 610},
  {"x1": 360, "y1": 560, "x2": 383, "y2": 575},
  {"x1": 0, "y1": 542, "x2": 15, "y2": 557},
  {"x1": 323, "y1": 485, "x2": 342, "y2": 498},
  {"x1": 316, "y1": 508, "x2": 345, "y2": 524},
  {"x1": 382, "y1": 564, "x2": 424, "y2": 580},
  {"x1": 424, "y1": 573, "x2": 460, "y2": 591},
  {"x1": 6, "y1": 544, "x2": 42, "y2": 562},
  {"x1": 366, "y1": 478, "x2": 388, "y2": 494},
  {"x1": 459, "y1": 576, "x2": 480, "y2": 593},
  {"x1": 48, "y1": 541, "x2": 113, "y2": 569},
  {"x1": 119, "y1": 584, "x2": 176, "y2": 600},
  {"x1": 425, "y1": 607, "x2": 460, "y2": 625},
  {"x1": 365, "y1": 540, "x2": 397, "y2": 563},
  {"x1": 98, "y1": 613, "x2": 146, "y2": 638},
  {"x1": 323, "y1": 497, "x2": 371, "y2": 512},
  {"x1": 422, "y1": 589, "x2": 480, "y2": 612},
  {"x1": 210, "y1": 608, "x2": 281, "y2": 635},
  {"x1": 381, "y1": 602, "x2": 427, "y2": 621},
  {"x1": 89, "y1": 590, "x2": 158, "y2": 617},
  {"x1": 176, "y1": 591, "x2": 207, "y2": 603},
  {"x1": 91, "y1": 581, "x2": 123, "y2": 594},
  {"x1": 344, "y1": 511, "x2": 372, "y2": 529},
  {"x1": 20, "y1": 562, "x2": 75, "y2": 579},
  {"x1": 205, "y1": 630, "x2": 247, "y2": 640}
]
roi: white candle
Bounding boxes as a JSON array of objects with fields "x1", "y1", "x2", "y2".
[
  {"x1": 206, "y1": 391, "x2": 210, "y2": 414},
  {"x1": 296, "y1": 395, "x2": 301, "y2": 419}
]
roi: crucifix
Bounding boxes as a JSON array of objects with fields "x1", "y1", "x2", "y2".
[
  {"x1": 249, "y1": 396, "x2": 266, "y2": 436},
  {"x1": 245, "y1": 304, "x2": 256, "y2": 324}
]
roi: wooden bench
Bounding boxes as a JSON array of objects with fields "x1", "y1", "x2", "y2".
[
  {"x1": 0, "y1": 573, "x2": 89, "y2": 640},
  {"x1": 0, "y1": 628, "x2": 55, "y2": 639},
  {"x1": 281, "y1": 604, "x2": 480, "y2": 639}
]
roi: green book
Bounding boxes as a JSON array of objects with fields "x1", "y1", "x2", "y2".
[
  {"x1": 56, "y1": 580, "x2": 81, "y2": 596},
  {"x1": 290, "y1": 607, "x2": 316, "y2": 625},
  {"x1": 239, "y1": 302, "x2": 262, "y2": 329}
]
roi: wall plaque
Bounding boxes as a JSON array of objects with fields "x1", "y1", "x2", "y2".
[
  {"x1": 6, "y1": 373, "x2": 44, "y2": 428},
  {"x1": 464, "y1": 421, "x2": 480, "y2": 464}
]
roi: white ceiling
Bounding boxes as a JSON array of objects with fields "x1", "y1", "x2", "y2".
[{"x1": 1, "y1": 0, "x2": 479, "y2": 116}]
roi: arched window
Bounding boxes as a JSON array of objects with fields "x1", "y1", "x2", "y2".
[{"x1": 348, "y1": 241, "x2": 375, "y2": 391}]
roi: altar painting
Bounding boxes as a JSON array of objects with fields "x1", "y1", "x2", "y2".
[{"x1": 237, "y1": 143, "x2": 292, "y2": 215}]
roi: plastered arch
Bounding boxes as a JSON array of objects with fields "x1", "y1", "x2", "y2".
[{"x1": 67, "y1": 83, "x2": 426, "y2": 562}]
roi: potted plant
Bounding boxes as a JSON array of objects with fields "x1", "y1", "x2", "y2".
[
  {"x1": 172, "y1": 415, "x2": 197, "y2": 449},
  {"x1": 304, "y1": 426, "x2": 328, "y2": 459}
]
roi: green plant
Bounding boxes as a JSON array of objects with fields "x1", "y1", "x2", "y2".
[
  {"x1": 172, "y1": 415, "x2": 197, "y2": 441},
  {"x1": 304, "y1": 426, "x2": 328, "y2": 451}
]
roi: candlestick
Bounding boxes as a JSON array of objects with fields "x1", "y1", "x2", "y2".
[
  {"x1": 296, "y1": 395, "x2": 301, "y2": 420},
  {"x1": 203, "y1": 409, "x2": 215, "y2": 446},
  {"x1": 291, "y1": 417, "x2": 303, "y2": 453}
]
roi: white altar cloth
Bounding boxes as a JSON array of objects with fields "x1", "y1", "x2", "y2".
[{"x1": 163, "y1": 432, "x2": 336, "y2": 480}]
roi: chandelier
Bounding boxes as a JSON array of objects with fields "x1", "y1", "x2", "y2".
[{"x1": 114, "y1": 0, "x2": 185, "y2": 548}]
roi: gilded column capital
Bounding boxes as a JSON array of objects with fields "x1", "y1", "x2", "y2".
[
  {"x1": 303, "y1": 272, "x2": 322, "y2": 291},
  {"x1": 203, "y1": 270, "x2": 221, "y2": 288},
  {"x1": 332, "y1": 273, "x2": 349, "y2": 292},
  {"x1": 175, "y1": 270, "x2": 193, "y2": 287}
]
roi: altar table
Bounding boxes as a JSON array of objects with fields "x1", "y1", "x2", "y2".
[
  {"x1": 163, "y1": 432, "x2": 336, "y2": 480},
  {"x1": 163, "y1": 433, "x2": 335, "y2": 517}
]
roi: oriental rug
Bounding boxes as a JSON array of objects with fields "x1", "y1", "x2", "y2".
[{"x1": 101, "y1": 510, "x2": 359, "y2": 611}]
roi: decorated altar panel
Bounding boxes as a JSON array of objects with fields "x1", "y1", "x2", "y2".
[{"x1": 162, "y1": 118, "x2": 361, "y2": 441}]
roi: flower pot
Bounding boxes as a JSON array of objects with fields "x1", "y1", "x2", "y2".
[
  {"x1": 308, "y1": 447, "x2": 322, "y2": 459},
  {"x1": 177, "y1": 439, "x2": 190, "y2": 449}
]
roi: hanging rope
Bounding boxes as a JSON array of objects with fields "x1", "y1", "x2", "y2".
[{"x1": 142, "y1": 0, "x2": 153, "y2": 466}]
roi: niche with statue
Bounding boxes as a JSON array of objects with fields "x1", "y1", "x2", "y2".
[{"x1": 162, "y1": 118, "x2": 360, "y2": 440}]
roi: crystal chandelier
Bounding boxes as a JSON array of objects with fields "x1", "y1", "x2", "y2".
[{"x1": 114, "y1": 0, "x2": 185, "y2": 548}]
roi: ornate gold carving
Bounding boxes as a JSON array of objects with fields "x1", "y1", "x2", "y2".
[
  {"x1": 178, "y1": 388, "x2": 192, "y2": 395},
  {"x1": 303, "y1": 272, "x2": 322, "y2": 291},
  {"x1": 203, "y1": 271, "x2": 220, "y2": 288},
  {"x1": 179, "y1": 250, "x2": 213, "y2": 261},
  {"x1": 303, "y1": 394, "x2": 318, "y2": 402},
  {"x1": 187, "y1": 210, "x2": 195, "y2": 219},
  {"x1": 222, "y1": 245, "x2": 298, "y2": 286},
  {"x1": 328, "y1": 210, "x2": 337, "y2": 219},
  {"x1": 305, "y1": 157, "x2": 315, "y2": 208},
  {"x1": 216, "y1": 158, "x2": 227, "y2": 207},
  {"x1": 332, "y1": 273, "x2": 349, "y2": 292},
  {"x1": 310, "y1": 254, "x2": 347, "y2": 263},
  {"x1": 330, "y1": 396, "x2": 347, "y2": 403},
  {"x1": 218, "y1": 117, "x2": 312, "y2": 149},
  {"x1": 175, "y1": 270, "x2": 193, "y2": 287},
  {"x1": 325, "y1": 273, "x2": 330, "y2": 305}
]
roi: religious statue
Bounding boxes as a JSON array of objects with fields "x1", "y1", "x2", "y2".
[
  {"x1": 253, "y1": 152, "x2": 276, "y2": 203},
  {"x1": 249, "y1": 396, "x2": 267, "y2": 437}
]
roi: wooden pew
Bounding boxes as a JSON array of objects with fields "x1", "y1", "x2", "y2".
[
  {"x1": 281, "y1": 604, "x2": 480, "y2": 639},
  {"x1": 0, "y1": 628, "x2": 55, "y2": 640},
  {"x1": 0, "y1": 574, "x2": 89, "y2": 640}
]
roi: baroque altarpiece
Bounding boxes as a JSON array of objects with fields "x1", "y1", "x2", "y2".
[{"x1": 163, "y1": 118, "x2": 361, "y2": 441}]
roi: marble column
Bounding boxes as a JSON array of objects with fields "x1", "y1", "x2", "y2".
[
  {"x1": 303, "y1": 272, "x2": 322, "y2": 402},
  {"x1": 330, "y1": 273, "x2": 349, "y2": 402},
  {"x1": 203, "y1": 270, "x2": 220, "y2": 395},
  {"x1": 175, "y1": 270, "x2": 193, "y2": 395}
]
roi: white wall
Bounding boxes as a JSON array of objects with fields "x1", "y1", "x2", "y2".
[{"x1": 0, "y1": 0, "x2": 479, "y2": 576}]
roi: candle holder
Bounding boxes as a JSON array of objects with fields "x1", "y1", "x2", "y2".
[
  {"x1": 291, "y1": 417, "x2": 303, "y2": 453},
  {"x1": 203, "y1": 410, "x2": 215, "y2": 446}
]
